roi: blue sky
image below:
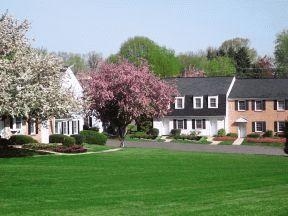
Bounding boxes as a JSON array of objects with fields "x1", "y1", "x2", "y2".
[{"x1": 2, "y1": 0, "x2": 288, "y2": 58}]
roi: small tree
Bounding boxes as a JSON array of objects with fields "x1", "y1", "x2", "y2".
[{"x1": 86, "y1": 60, "x2": 178, "y2": 147}]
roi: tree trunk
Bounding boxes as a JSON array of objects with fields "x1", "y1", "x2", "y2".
[{"x1": 118, "y1": 126, "x2": 127, "y2": 148}]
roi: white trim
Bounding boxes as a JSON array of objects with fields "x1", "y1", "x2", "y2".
[
  {"x1": 255, "y1": 100, "x2": 263, "y2": 111},
  {"x1": 277, "y1": 121, "x2": 285, "y2": 132},
  {"x1": 175, "y1": 97, "x2": 185, "y2": 109},
  {"x1": 208, "y1": 96, "x2": 218, "y2": 108},
  {"x1": 238, "y1": 100, "x2": 246, "y2": 111},
  {"x1": 277, "y1": 100, "x2": 285, "y2": 111},
  {"x1": 255, "y1": 122, "x2": 263, "y2": 132},
  {"x1": 193, "y1": 96, "x2": 203, "y2": 109},
  {"x1": 225, "y1": 77, "x2": 236, "y2": 133}
]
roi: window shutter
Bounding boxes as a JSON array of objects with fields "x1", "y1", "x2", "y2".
[
  {"x1": 285, "y1": 100, "x2": 288, "y2": 110},
  {"x1": 173, "y1": 119, "x2": 176, "y2": 129},
  {"x1": 61, "y1": 122, "x2": 64, "y2": 134},
  {"x1": 251, "y1": 100, "x2": 255, "y2": 110},
  {"x1": 72, "y1": 121, "x2": 75, "y2": 134},
  {"x1": 10, "y1": 117, "x2": 13, "y2": 129},
  {"x1": 28, "y1": 120, "x2": 31, "y2": 135},
  {"x1": 246, "y1": 100, "x2": 249, "y2": 110},
  {"x1": 67, "y1": 121, "x2": 70, "y2": 134},
  {"x1": 78, "y1": 120, "x2": 80, "y2": 133},
  {"x1": 274, "y1": 121, "x2": 277, "y2": 132},
  {"x1": 191, "y1": 96, "x2": 194, "y2": 108},
  {"x1": 184, "y1": 119, "x2": 187, "y2": 129},
  {"x1": 235, "y1": 100, "x2": 238, "y2": 111},
  {"x1": 36, "y1": 121, "x2": 39, "y2": 134},
  {"x1": 252, "y1": 122, "x2": 255, "y2": 132},
  {"x1": 89, "y1": 116, "x2": 92, "y2": 127},
  {"x1": 274, "y1": 100, "x2": 277, "y2": 110},
  {"x1": 192, "y1": 119, "x2": 195, "y2": 129},
  {"x1": 202, "y1": 119, "x2": 206, "y2": 129},
  {"x1": 204, "y1": 95, "x2": 208, "y2": 108},
  {"x1": 262, "y1": 100, "x2": 266, "y2": 110},
  {"x1": 263, "y1": 122, "x2": 266, "y2": 132}
]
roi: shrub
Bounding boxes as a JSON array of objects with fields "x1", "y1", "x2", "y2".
[
  {"x1": 70, "y1": 134, "x2": 84, "y2": 145},
  {"x1": 0, "y1": 138, "x2": 12, "y2": 148},
  {"x1": 214, "y1": 136, "x2": 237, "y2": 141},
  {"x1": 22, "y1": 143, "x2": 59, "y2": 150},
  {"x1": 49, "y1": 134, "x2": 75, "y2": 146},
  {"x1": 127, "y1": 124, "x2": 137, "y2": 134},
  {"x1": 80, "y1": 130, "x2": 107, "y2": 145},
  {"x1": 83, "y1": 124, "x2": 89, "y2": 130},
  {"x1": 54, "y1": 145, "x2": 87, "y2": 153},
  {"x1": 89, "y1": 127, "x2": 99, "y2": 132},
  {"x1": 147, "y1": 128, "x2": 159, "y2": 139},
  {"x1": 170, "y1": 129, "x2": 181, "y2": 137},
  {"x1": 9, "y1": 135, "x2": 38, "y2": 145},
  {"x1": 246, "y1": 137, "x2": 285, "y2": 144},
  {"x1": 263, "y1": 130, "x2": 273, "y2": 138},
  {"x1": 217, "y1": 129, "x2": 226, "y2": 137},
  {"x1": 226, "y1": 133, "x2": 238, "y2": 138},
  {"x1": 247, "y1": 133, "x2": 261, "y2": 138}
]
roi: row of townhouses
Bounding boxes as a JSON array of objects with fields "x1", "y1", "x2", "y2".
[{"x1": 154, "y1": 77, "x2": 288, "y2": 138}]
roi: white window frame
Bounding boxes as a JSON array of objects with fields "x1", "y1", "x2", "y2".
[
  {"x1": 238, "y1": 100, "x2": 246, "y2": 111},
  {"x1": 175, "y1": 97, "x2": 185, "y2": 109},
  {"x1": 15, "y1": 117, "x2": 22, "y2": 129},
  {"x1": 255, "y1": 122, "x2": 263, "y2": 132},
  {"x1": 177, "y1": 120, "x2": 184, "y2": 129},
  {"x1": 196, "y1": 119, "x2": 203, "y2": 129},
  {"x1": 29, "y1": 120, "x2": 36, "y2": 135},
  {"x1": 255, "y1": 100, "x2": 263, "y2": 111},
  {"x1": 208, "y1": 96, "x2": 218, "y2": 108},
  {"x1": 72, "y1": 120, "x2": 78, "y2": 134},
  {"x1": 278, "y1": 121, "x2": 285, "y2": 132},
  {"x1": 277, "y1": 100, "x2": 285, "y2": 111},
  {"x1": 62, "y1": 121, "x2": 68, "y2": 135},
  {"x1": 193, "y1": 96, "x2": 203, "y2": 109}
]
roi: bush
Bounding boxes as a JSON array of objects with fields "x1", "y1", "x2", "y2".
[
  {"x1": 70, "y1": 134, "x2": 84, "y2": 145},
  {"x1": 49, "y1": 134, "x2": 75, "y2": 146},
  {"x1": 226, "y1": 133, "x2": 238, "y2": 138},
  {"x1": 9, "y1": 135, "x2": 38, "y2": 145},
  {"x1": 170, "y1": 129, "x2": 181, "y2": 137},
  {"x1": 247, "y1": 133, "x2": 261, "y2": 138},
  {"x1": 246, "y1": 137, "x2": 285, "y2": 144},
  {"x1": 127, "y1": 124, "x2": 137, "y2": 134},
  {"x1": 263, "y1": 130, "x2": 273, "y2": 138},
  {"x1": 214, "y1": 136, "x2": 237, "y2": 141},
  {"x1": 147, "y1": 128, "x2": 159, "y2": 139},
  {"x1": 54, "y1": 145, "x2": 87, "y2": 153},
  {"x1": 83, "y1": 124, "x2": 89, "y2": 130},
  {"x1": 89, "y1": 127, "x2": 99, "y2": 132},
  {"x1": 0, "y1": 138, "x2": 12, "y2": 148},
  {"x1": 22, "y1": 143, "x2": 59, "y2": 150},
  {"x1": 217, "y1": 129, "x2": 226, "y2": 137},
  {"x1": 80, "y1": 130, "x2": 107, "y2": 145}
]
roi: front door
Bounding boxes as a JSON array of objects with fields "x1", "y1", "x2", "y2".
[
  {"x1": 210, "y1": 120, "x2": 217, "y2": 136},
  {"x1": 238, "y1": 123, "x2": 246, "y2": 138}
]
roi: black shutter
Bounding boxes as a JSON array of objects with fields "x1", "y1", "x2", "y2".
[
  {"x1": 202, "y1": 119, "x2": 206, "y2": 129},
  {"x1": 251, "y1": 100, "x2": 255, "y2": 111},
  {"x1": 285, "y1": 100, "x2": 288, "y2": 110},
  {"x1": 89, "y1": 116, "x2": 92, "y2": 127},
  {"x1": 72, "y1": 121, "x2": 75, "y2": 134},
  {"x1": 36, "y1": 121, "x2": 39, "y2": 134},
  {"x1": 61, "y1": 122, "x2": 64, "y2": 134},
  {"x1": 252, "y1": 122, "x2": 255, "y2": 132},
  {"x1": 262, "y1": 100, "x2": 266, "y2": 110},
  {"x1": 173, "y1": 119, "x2": 177, "y2": 129},
  {"x1": 192, "y1": 119, "x2": 195, "y2": 129},
  {"x1": 78, "y1": 120, "x2": 80, "y2": 133},
  {"x1": 235, "y1": 100, "x2": 238, "y2": 111},
  {"x1": 10, "y1": 117, "x2": 13, "y2": 129},
  {"x1": 274, "y1": 100, "x2": 277, "y2": 110},
  {"x1": 184, "y1": 119, "x2": 187, "y2": 129},
  {"x1": 191, "y1": 96, "x2": 194, "y2": 108},
  {"x1": 274, "y1": 121, "x2": 277, "y2": 132},
  {"x1": 263, "y1": 122, "x2": 266, "y2": 132},
  {"x1": 67, "y1": 121, "x2": 70, "y2": 134},
  {"x1": 204, "y1": 95, "x2": 208, "y2": 108},
  {"x1": 28, "y1": 120, "x2": 31, "y2": 135},
  {"x1": 246, "y1": 100, "x2": 249, "y2": 110}
]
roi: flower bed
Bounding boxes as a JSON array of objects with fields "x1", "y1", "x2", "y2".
[
  {"x1": 53, "y1": 145, "x2": 87, "y2": 153},
  {"x1": 245, "y1": 137, "x2": 285, "y2": 144},
  {"x1": 213, "y1": 136, "x2": 237, "y2": 141}
]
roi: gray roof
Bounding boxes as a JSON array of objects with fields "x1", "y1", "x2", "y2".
[
  {"x1": 165, "y1": 77, "x2": 234, "y2": 95},
  {"x1": 229, "y1": 79, "x2": 288, "y2": 99}
]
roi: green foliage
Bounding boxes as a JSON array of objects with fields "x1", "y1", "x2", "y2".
[
  {"x1": 70, "y1": 134, "x2": 84, "y2": 145},
  {"x1": 217, "y1": 129, "x2": 226, "y2": 137},
  {"x1": 22, "y1": 143, "x2": 59, "y2": 150},
  {"x1": 118, "y1": 36, "x2": 182, "y2": 77},
  {"x1": 127, "y1": 124, "x2": 137, "y2": 134},
  {"x1": 129, "y1": 131, "x2": 157, "y2": 140},
  {"x1": 147, "y1": 128, "x2": 159, "y2": 138},
  {"x1": 0, "y1": 138, "x2": 12, "y2": 147},
  {"x1": 226, "y1": 133, "x2": 238, "y2": 138},
  {"x1": 274, "y1": 29, "x2": 288, "y2": 78},
  {"x1": 263, "y1": 130, "x2": 273, "y2": 138},
  {"x1": 170, "y1": 129, "x2": 181, "y2": 137},
  {"x1": 9, "y1": 135, "x2": 38, "y2": 145},
  {"x1": 49, "y1": 134, "x2": 76, "y2": 146},
  {"x1": 135, "y1": 115, "x2": 152, "y2": 132},
  {"x1": 247, "y1": 133, "x2": 261, "y2": 138},
  {"x1": 80, "y1": 130, "x2": 107, "y2": 145}
]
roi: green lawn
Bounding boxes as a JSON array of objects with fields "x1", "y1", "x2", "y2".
[
  {"x1": 0, "y1": 148, "x2": 288, "y2": 215},
  {"x1": 219, "y1": 140, "x2": 234, "y2": 145},
  {"x1": 84, "y1": 143, "x2": 112, "y2": 152}
]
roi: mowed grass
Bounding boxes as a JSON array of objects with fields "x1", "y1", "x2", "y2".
[{"x1": 0, "y1": 148, "x2": 288, "y2": 216}]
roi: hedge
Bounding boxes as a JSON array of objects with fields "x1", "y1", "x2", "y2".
[
  {"x1": 70, "y1": 134, "x2": 84, "y2": 145},
  {"x1": 49, "y1": 134, "x2": 75, "y2": 146},
  {"x1": 9, "y1": 135, "x2": 38, "y2": 145},
  {"x1": 80, "y1": 130, "x2": 107, "y2": 145}
]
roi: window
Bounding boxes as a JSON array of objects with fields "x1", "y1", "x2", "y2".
[
  {"x1": 255, "y1": 101, "x2": 263, "y2": 111},
  {"x1": 277, "y1": 100, "x2": 285, "y2": 111},
  {"x1": 196, "y1": 120, "x2": 203, "y2": 129},
  {"x1": 278, "y1": 121, "x2": 285, "y2": 132},
  {"x1": 72, "y1": 121, "x2": 77, "y2": 134},
  {"x1": 193, "y1": 96, "x2": 203, "y2": 109},
  {"x1": 175, "y1": 97, "x2": 184, "y2": 109},
  {"x1": 173, "y1": 119, "x2": 187, "y2": 130},
  {"x1": 238, "y1": 101, "x2": 246, "y2": 111},
  {"x1": 28, "y1": 120, "x2": 36, "y2": 135},
  {"x1": 208, "y1": 96, "x2": 218, "y2": 108},
  {"x1": 62, "y1": 122, "x2": 67, "y2": 134},
  {"x1": 192, "y1": 119, "x2": 206, "y2": 130},
  {"x1": 255, "y1": 122, "x2": 264, "y2": 132},
  {"x1": 177, "y1": 120, "x2": 184, "y2": 129},
  {"x1": 15, "y1": 117, "x2": 22, "y2": 129}
]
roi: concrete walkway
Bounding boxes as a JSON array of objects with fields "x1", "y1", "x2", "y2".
[
  {"x1": 107, "y1": 140, "x2": 286, "y2": 156},
  {"x1": 33, "y1": 148, "x2": 122, "y2": 156},
  {"x1": 232, "y1": 138, "x2": 244, "y2": 145}
]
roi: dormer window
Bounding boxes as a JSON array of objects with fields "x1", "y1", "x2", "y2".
[
  {"x1": 193, "y1": 96, "x2": 203, "y2": 109},
  {"x1": 208, "y1": 96, "x2": 218, "y2": 108},
  {"x1": 175, "y1": 97, "x2": 184, "y2": 109}
]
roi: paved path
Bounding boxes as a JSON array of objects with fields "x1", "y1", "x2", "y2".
[
  {"x1": 107, "y1": 140, "x2": 286, "y2": 156},
  {"x1": 232, "y1": 138, "x2": 244, "y2": 145}
]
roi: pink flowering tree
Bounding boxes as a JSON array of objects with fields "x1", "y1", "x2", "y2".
[{"x1": 86, "y1": 60, "x2": 178, "y2": 147}]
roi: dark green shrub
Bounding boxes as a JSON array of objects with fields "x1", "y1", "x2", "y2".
[
  {"x1": 89, "y1": 127, "x2": 99, "y2": 132},
  {"x1": 170, "y1": 129, "x2": 181, "y2": 137},
  {"x1": 247, "y1": 133, "x2": 261, "y2": 138},
  {"x1": 226, "y1": 133, "x2": 238, "y2": 138},
  {"x1": 49, "y1": 134, "x2": 75, "y2": 146},
  {"x1": 70, "y1": 134, "x2": 84, "y2": 145},
  {"x1": 130, "y1": 131, "x2": 146, "y2": 139},
  {"x1": 9, "y1": 135, "x2": 38, "y2": 145},
  {"x1": 217, "y1": 129, "x2": 226, "y2": 137},
  {"x1": 80, "y1": 130, "x2": 107, "y2": 145},
  {"x1": 0, "y1": 138, "x2": 12, "y2": 148},
  {"x1": 127, "y1": 124, "x2": 137, "y2": 134},
  {"x1": 83, "y1": 124, "x2": 89, "y2": 130},
  {"x1": 263, "y1": 130, "x2": 273, "y2": 138},
  {"x1": 147, "y1": 128, "x2": 159, "y2": 139}
]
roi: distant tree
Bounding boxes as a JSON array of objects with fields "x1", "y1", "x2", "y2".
[
  {"x1": 206, "y1": 47, "x2": 218, "y2": 60},
  {"x1": 274, "y1": 29, "x2": 288, "y2": 78},
  {"x1": 118, "y1": 36, "x2": 182, "y2": 77},
  {"x1": 234, "y1": 47, "x2": 252, "y2": 77},
  {"x1": 66, "y1": 54, "x2": 86, "y2": 73},
  {"x1": 86, "y1": 60, "x2": 178, "y2": 147},
  {"x1": 252, "y1": 56, "x2": 275, "y2": 78},
  {"x1": 87, "y1": 51, "x2": 102, "y2": 70}
]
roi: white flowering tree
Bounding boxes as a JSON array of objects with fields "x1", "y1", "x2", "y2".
[{"x1": 0, "y1": 13, "x2": 79, "y2": 123}]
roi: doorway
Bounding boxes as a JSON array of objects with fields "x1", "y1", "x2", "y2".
[{"x1": 238, "y1": 123, "x2": 247, "y2": 138}]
